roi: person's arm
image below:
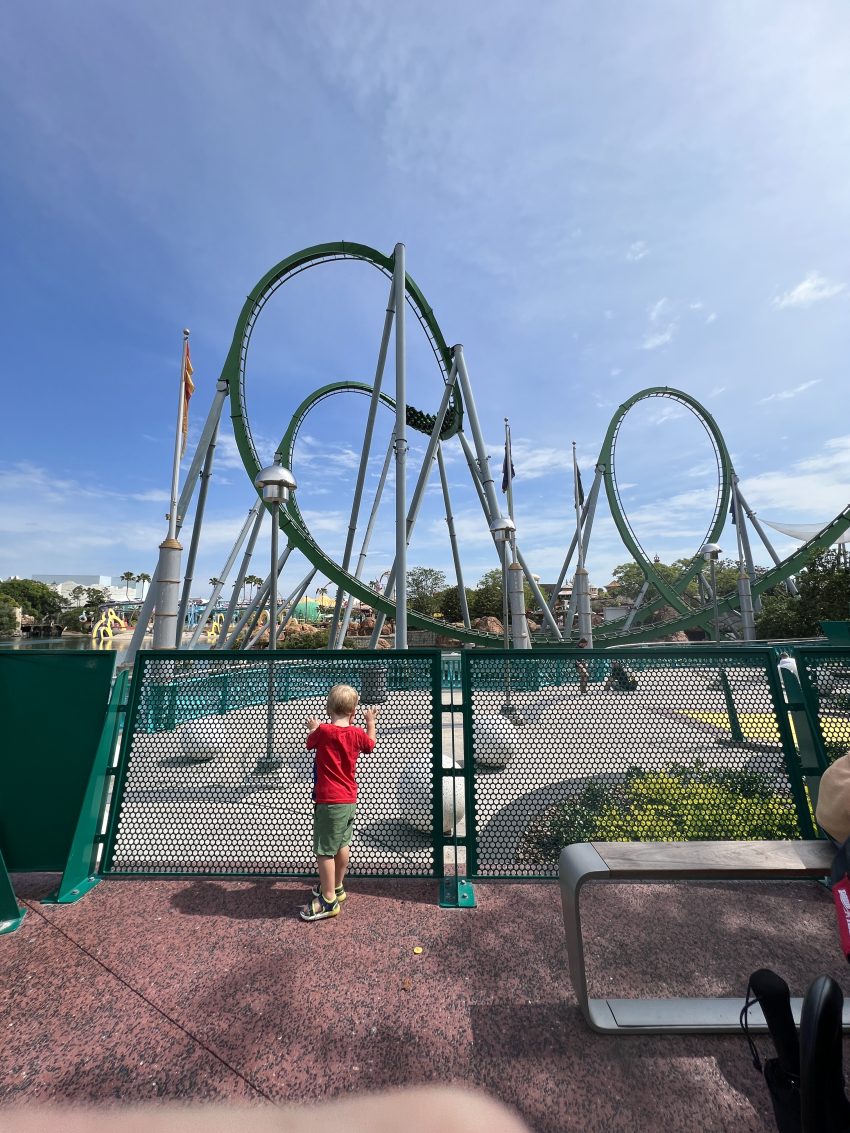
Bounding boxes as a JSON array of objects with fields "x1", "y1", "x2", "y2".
[
  {"x1": 364, "y1": 706, "x2": 379, "y2": 744},
  {"x1": 305, "y1": 718, "x2": 320, "y2": 746}
]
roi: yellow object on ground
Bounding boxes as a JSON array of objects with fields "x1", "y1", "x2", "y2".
[{"x1": 682, "y1": 711, "x2": 850, "y2": 747}]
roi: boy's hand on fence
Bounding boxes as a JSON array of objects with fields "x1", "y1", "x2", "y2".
[
  {"x1": 306, "y1": 716, "x2": 320, "y2": 733},
  {"x1": 364, "y1": 707, "x2": 379, "y2": 726}
]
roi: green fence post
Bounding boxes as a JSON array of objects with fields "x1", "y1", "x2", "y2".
[
  {"x1": 0, "y1": 847, "x2": 25, "y2": 934},
  {"x1": 765, "y1": 658, "x2": 817, "y2": 839},
  {"x1": 43, "y1": 670, "x2": 129, "y2": 905},
  {"x1": 439, "y1": 651, "x2": 476, "y2": 908},
  {"x1": 719, "y1": 668, "x2": 746, "y2": 744}
]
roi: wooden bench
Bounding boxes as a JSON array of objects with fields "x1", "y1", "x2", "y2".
[{"x1": 559, "y1": 840, "x2": 850, "y2": 1034}]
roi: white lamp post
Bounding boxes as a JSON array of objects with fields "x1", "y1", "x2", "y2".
[
  {"x1": 253, "y1": 461, "x2": 296, "y2": 777},
  {"x1": 699, "y1": 542, "x2": 722, "y2": 642},
  {"x1": 254, "y1": 463, "x2": 296, "y2": 650}
]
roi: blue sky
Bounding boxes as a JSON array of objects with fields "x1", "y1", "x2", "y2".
[{"x1": 1, "y1": 2, "x2": 848, "y2": 602}]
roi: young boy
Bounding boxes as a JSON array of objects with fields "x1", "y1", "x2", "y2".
[{"x1": 300, "y1": 683, "x2": 379, "y2": 922}]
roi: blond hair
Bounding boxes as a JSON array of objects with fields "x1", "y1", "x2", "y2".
[{"x1": 326, "y1": 683, "x2": 359, "y2": 717}]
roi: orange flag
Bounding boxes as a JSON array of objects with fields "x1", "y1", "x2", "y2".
[{"x1": 180, "y1": 338, "x2": 195, "y2": 457}]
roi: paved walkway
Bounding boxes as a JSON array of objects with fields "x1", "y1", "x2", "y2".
[{"x1": 3, "y1": 870, "x2": 849, "y2": 1131}]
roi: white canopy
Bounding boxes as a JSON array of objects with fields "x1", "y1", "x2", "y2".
[{"x1": 762, "y1": 519, "x2": 850, "y2": 545}]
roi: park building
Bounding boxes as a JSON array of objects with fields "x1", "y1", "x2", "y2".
[{"x1": 29, "y1": 573, "x2": 144, "y2": 603}]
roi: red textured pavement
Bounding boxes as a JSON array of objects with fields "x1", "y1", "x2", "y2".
[{"x1": 2, "y1": 870, "x2": 849, "y2": 1131}]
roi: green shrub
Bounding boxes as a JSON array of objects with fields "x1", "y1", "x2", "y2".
[{"x1": 517, "y1": 761, "x2": 802, "y2": 865}]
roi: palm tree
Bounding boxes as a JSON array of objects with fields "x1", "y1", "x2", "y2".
[
  {"x1": 135, "y1": 572, "x2": 151, "y2": 599},
  {"x1": 246, "y1": 574, "x2": 263, "y2": 601},
  {"x1": 120, "y1": 571, "x2": 135, "y2": 598},
  {"x1": 209, "y1": 577, "x2": 222, "y2": 590}
]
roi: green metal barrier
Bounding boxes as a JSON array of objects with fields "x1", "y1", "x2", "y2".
[
  {"x1": 462, "y1": 646, "x2": 814, "y2": 880},
  {"x1": 101, "y1": 650, "x2": 444, "y2": 881},
  {"x1": 0, "y1": 846, "x2": 25, "y2": 934},
  {"x1": 792, "y1": 646, "x2": 850, "y2": 771},
  {"x1": 0, "y1": 651, "x2": 116, "y2": 871}
]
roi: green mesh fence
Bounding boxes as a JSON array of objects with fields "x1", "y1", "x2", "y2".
[
  {"x1": 103, "y1": 650, "x2": 442, "y2": 879},
  {"x1": 793, "y1": 647, "x2": 850, "y2": 766},
  {"x1": 462, "y1": 647, "x2": 814, "y2": 880}
]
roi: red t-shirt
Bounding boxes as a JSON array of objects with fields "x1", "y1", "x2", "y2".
[{"x1": 307, "y1": 723, "x2": 376, "y2": 804}]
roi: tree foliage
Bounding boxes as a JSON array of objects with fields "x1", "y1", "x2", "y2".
[
  {"x1": 755, "y1": 549, "x2": 850, "y2": 638},
  {"x1": 0, "y1": 597, "x2": 16, "y2": 637},
  {"x1": 406, "y1": 567, "x2": 447, "y2": 617},
  {"x1": 0, "y1": 578, "x2": 65, "y2": 620},
  {"x1": 438, "y1": 585, "x2": 473, "y2": 624},
  {"x1": 468, "y1": 568, "x2": 504, "y2": 620}
]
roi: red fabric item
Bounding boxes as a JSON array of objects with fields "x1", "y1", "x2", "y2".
[
  {"x1": 307, "y1": 722, "x2": 375, "y2": 803},
  {"x1": 832, "y1": 877, "x2": 850, "y2": 962}
]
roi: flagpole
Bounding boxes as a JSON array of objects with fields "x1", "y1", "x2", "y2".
[
  {"x1": 572, "y1": 442, "x2": 593, "y2": 646},
  {"x1": 572, "y1": 442, "x2": 583, "y2": 570},
  {"x1": 504, "y1": 418, "x2": 517, "y2": 564},
  {"x1": 152, "y1": 330, "x2": 189, "y2": 649},
  {"x1": 167, "y1": 330, "x2": 190, "y2": 542}
]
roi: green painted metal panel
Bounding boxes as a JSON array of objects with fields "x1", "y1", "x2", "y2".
[
  {"x1": 0, "y1": 845, "x2": 25, "y2": 933},
  {"x1": 45, "y1": 670, "x2": 129, "y2": 904},
  {"x1": 0, "y1": 651, "x2": 116, "y2": 870}
]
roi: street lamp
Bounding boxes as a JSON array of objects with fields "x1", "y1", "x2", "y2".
[
  {"x1": 253, "y1": 461, "x2": 296, "y2": 777},
  {"x1": 490, "y1": 515, "x2": 523, "y2": 725},
  {"x1": 254, "y1": 462, "x2": 297, "y2": 650},
  {"x1": 699, "y1": 542, "x2": 722, "y2": 642}
]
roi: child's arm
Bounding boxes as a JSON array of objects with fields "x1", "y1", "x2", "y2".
[
  {"x1": 306, "y1": 716, "x2": 321, "y2": 734},
  {"x1": 364, "y1": 706, "x2": 379, "y2": 743}
]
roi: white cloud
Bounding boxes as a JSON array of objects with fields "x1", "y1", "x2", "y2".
[
  {"x1": 772, "y1": 271, "x2": 846, "y2": 310},
  {"x1": 626, "y1": 241, "x2": 648, "y2": 262},
  {"x1": 740, "y1": 434, "x2": 850, "y2": 517},
  {"x1": 642, "y1": 296, "x2": 676, "y2": 350},
  {"x1": 642, "y1": 326, "x2": 675, "y2": 350},
  {"x1": 760, "y1": 379, "x2": 821, "y2": 404}
]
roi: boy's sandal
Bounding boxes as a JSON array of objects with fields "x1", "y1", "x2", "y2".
[
  {"x1": 311, "y1": 883, "x2": 347, "y2": 904},
  {"x1": 299, "y1": 893, "x2": 340, "y2": 921}
]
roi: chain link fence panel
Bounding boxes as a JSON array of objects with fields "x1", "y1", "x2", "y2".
[
  {"x1": 102, "y1": 650, "x2": 442, "y2": 879},
  {"x1": 462, "y1": 647, "x2": 813, "y2": 880}
]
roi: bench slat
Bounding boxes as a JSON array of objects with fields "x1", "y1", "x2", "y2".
[{"x1": 591, "y1": 839, "x2": 834, "y2": 879}]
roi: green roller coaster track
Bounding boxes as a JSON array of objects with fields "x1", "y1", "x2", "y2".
[{"x1": 221, "y1": 242, "x2": 850, "y2": 647}]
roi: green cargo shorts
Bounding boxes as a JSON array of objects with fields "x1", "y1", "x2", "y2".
[{"x1": 313, "y1": 803, "x2": 357, "y2": 857}]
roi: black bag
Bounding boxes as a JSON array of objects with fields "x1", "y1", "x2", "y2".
[
  {"x1": 741, "y1": 969, "x2": 801, "y2": 1133},
  {"x1": 799, "y1": 975, "x2": 850, "y2": 1133},
  {"x1": 742, "y1": 969, "x2": 850, "y2": 1133}
]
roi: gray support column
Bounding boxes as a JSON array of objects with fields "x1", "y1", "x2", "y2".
[
  {"x1": 368, "y1": 369, "x2": 457, "y2": 646},
  {"x1": 547, "y1": 468, "x2": 602, "y2": 614},
  {"x1": 507, "y1": 562, "x2": 530, "y2": 649},
  {"x1": 735, "y1": 486, "x2": 799, "y2": 596},
  {"x1": 622, "y1": 579, "x2": 651, "y2": 632},
  {"x1": 175, "y1": 420, "x2": 220, "y2": 646},
  {"x1": 437, "y1": 445, "x2": 471, "y2": 630},
  {"x1": 152, "y1": 538, "x2": 182, "y2": 649},
  {"x1": 187, "y1": 503, "x2": 262, "y2": 649},
  {"x1": 393, "y1": 242, "x2": 408, "y2": 650},
  {"x1": 336, "y1": 432, "x2": 395, "y2": 647},
  {"x1": 515, "y1": 548, "x2": 562, "y2": 640},
  {"x1": 125, "y1": 380, "x2": 229, "y2": 665},
  {"x1": 328, "y1": 279, "x2": 396, "y2": 650},
  {"x1": 249, "y1": 566, "x2": 316, "y2": 649},
  {"x1": 215, "y1": 503, "x2": 264, "y2": 648},
  {"x1": 733, "y1": 478, "x2": 762, "y2": 613},
  {"x1": 457, "y1": 431, "x2": 496, "y2": 523},
  {"x1": 222, "y1": 544, "x2": 293, "y2": 650},
  {"x1": 454, "y1": 346, "x2": 501, "y2": 521}
]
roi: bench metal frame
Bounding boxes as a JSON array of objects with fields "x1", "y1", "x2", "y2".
[{"x1": 559, "y1": 840, "x2": 850, "y2": 1034}]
